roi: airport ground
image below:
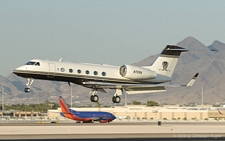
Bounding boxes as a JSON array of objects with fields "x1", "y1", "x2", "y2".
[
  {"x1": 0, "y1": 120, "x2": 225, "y2": 140},
  {"x1": 1, "y1": 104, "x2": 225, "y2": 140}
]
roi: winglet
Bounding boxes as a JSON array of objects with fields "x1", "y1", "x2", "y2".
[{"x1": 184, "y1": 73, "x2": 199, "y2": 86}]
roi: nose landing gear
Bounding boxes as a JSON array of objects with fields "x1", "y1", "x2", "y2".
[
  {"x1": 24, "y1": 88, "x2": 31, "y2": 93},
  {"x1": 24, "y1": 78, "x2": 34, "y2": 93}
]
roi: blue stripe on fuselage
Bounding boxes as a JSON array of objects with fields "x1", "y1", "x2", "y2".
[{"x1": 69, "y1": 110, "x2": 115, "y2": 120}]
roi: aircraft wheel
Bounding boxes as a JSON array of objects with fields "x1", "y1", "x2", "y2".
[
  {"x1": 112, "y1": 96, "x2": 121, "y2": 103},
  {"x1": 112, "y1": 96, "x2": 116, "y2": 103},
  {"x1": 24, "y1": 88, "x2": 30, "y2": 93},
  {"x1": 90, "y1": 95, "x2": 99, "y2": 102},
  {"x1": 93, "y1": 95, "x2": 99, "y2": 102},
  {"x1": 90, "y1": 95, "x2": 94, "y2": 102},
  {"x1": 115, "y1": 96, "x2": 121, "y2": 103}
]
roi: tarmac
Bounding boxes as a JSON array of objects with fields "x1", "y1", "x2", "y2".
[{"x1": 0, "y1": 121, "x2": 225, "y2": 140}]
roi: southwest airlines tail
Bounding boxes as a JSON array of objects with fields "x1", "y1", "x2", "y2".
[
  {"x1": 59, "y1": 96, "x2": 70, "y2": 114},
  {"x1": 59, "y1": 96, "x2": 79, "y2": 120},
  {"x1": 150, "y1": 45, "x2": 188, "y2": 77},
  {"x1": 218, "y1": 109, "x2": 223, "y2": 115}
]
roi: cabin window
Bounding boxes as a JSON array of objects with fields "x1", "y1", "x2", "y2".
[
  {"x1": 69, "y1": 69, "x2": 73, "y2": 73},
  {"x1": 102, "y1": 72, "x2": 106, "y2": 76},
  {"x1": 61, "y1": 68, "x2": 65, "y2": 72},
  {"x1": 94, "y1": 71, "x2": 98, "y2": 75},
  {"x1": 86, "y1": 70, "x2": 90, "y2": 74},
  {"x1": 77, "y1": 69, "x2": 81, "y2": 74}
]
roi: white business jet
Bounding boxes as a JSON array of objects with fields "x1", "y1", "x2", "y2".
[{"x1": 13, "y1": 45, "x2": 198, "y2": 103}]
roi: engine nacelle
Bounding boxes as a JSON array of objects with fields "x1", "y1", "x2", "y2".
[{"x1": 119, "y1": 65, "x2": 157, "y2": 80}]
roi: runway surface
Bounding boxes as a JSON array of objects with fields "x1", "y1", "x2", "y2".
[{"x1": 0, "y1": 121, "x2": 225, "y2": 140}]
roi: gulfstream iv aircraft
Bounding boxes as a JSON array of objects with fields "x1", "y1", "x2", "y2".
[{"x1": 13, "y1": 45, "x2": 198, "y2": 103}]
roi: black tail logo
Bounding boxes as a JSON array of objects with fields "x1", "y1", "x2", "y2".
[{"x1": 160, "y1": 61, "x2": 170, "y2": 71}]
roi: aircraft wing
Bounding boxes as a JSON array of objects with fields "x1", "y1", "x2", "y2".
[
  {"x1": 82, "y1": 73, "x2": 199, "y2": 94},
  {"x1": 82, "y1": 81, "x2": 167, "y2": 94}
]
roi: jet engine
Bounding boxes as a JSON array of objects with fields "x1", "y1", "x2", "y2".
[{"x1": 119, "y1": 65, "x2": 157, "y2": 80}]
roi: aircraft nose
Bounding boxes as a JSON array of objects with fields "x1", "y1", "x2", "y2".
[
  {"x1": 13, "y1": 67, "x2": 20, "y2": 74},
  {"x1": 112, "y1": 114, "x2": 116, "y2": 120},
  {"x1": 13, "y1": 66, "x2": 25, "y2": 72},
  {"x1": 13, "y1": 66, "x2": 27, "y2": 76}
]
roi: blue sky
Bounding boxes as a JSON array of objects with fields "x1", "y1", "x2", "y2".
[{"x1": 0, "y1": 0, "x2": 225, "y2": 76}]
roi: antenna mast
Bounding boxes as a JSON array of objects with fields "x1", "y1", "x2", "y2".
[{"x1": 202, "y1": 87, "x2": 204, "y2": 105}]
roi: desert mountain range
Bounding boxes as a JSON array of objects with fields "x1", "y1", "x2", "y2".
[{"x1": 1, "y1": 36, "x2": 225, "y2": 105}]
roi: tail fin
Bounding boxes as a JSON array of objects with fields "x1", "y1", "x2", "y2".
[
  {"x1": 150, "y1": 45, "x2": 188, "y2": 77},
  {"x1": 218, "y1": 109, "x2": 223, "y2": 115},
  {"x1": 59, "y1": 96, "x2": 70, "y2": 113}
]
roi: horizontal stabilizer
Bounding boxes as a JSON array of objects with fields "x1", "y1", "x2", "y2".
[
  {"x1": 161, "y1": 45, "x2": 189, "y2": 55},
  {"x1": 165, "y1": 48, "x2": 189, "y2": 52}
]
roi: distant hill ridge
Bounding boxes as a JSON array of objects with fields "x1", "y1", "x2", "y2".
[{"x1": 1, "y1": 36, "x2": 225, "y2": 105}]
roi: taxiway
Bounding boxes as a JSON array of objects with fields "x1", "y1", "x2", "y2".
[{"x1": 0, "y1": 121, "x2": 225, "y2": 140}]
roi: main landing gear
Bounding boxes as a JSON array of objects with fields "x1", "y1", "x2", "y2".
[
  {"x1": 24, "y1": 78, "x2": 34, "y2": 93},
  {"x1": 89, "y1": 89, "x2": 122, "y2": 103},
  {"x1": 90, "y1": 95, "x2": 99, "y2": 102},
  {"x1": 112, "y1": 89, "x2": 122, "y2": 103},
  {"x1": 112, "y1": 96, "x2": 121, "y2": 103},
  {"x1": 90, "y1": 89, "x2": 99, "y2": 102}
]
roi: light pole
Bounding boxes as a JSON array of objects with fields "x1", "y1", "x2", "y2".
[
  {"x1": 202, "y1": 87, "x2": 204, "y2": 105},
  {"x1": 1, "y1": 87, "x2": 5, "y2": 121},
  {"x1": 1, "y1": 87, "x2": 4, "y2": 111},
  {"x1": 124, "y1": 89, "x2": 127, "y2": 106},
  {"x1": 70, "y1": 85, "x2": 73, "y2": 108}
]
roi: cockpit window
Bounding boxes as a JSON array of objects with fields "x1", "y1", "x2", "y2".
[
  {"x1": 35, "y1": 62, "x2": 40, "y2": 66},
  {"x1": 25, "y1": 61, "x2": 36, "y2": 65},
  {"x1": 25, "y1": 61, "x2": 40, "y2": 66}
]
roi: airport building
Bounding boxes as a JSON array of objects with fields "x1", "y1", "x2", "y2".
[
  {"x1": 0, "y1": 110, "x2": 39, "y2": 119},
  {"x1": 1, "y1": 105, "x2": 224, "y2": 121},
  {"x1": 48, "y1": 105, "x2": 225, "y2": 121}
]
